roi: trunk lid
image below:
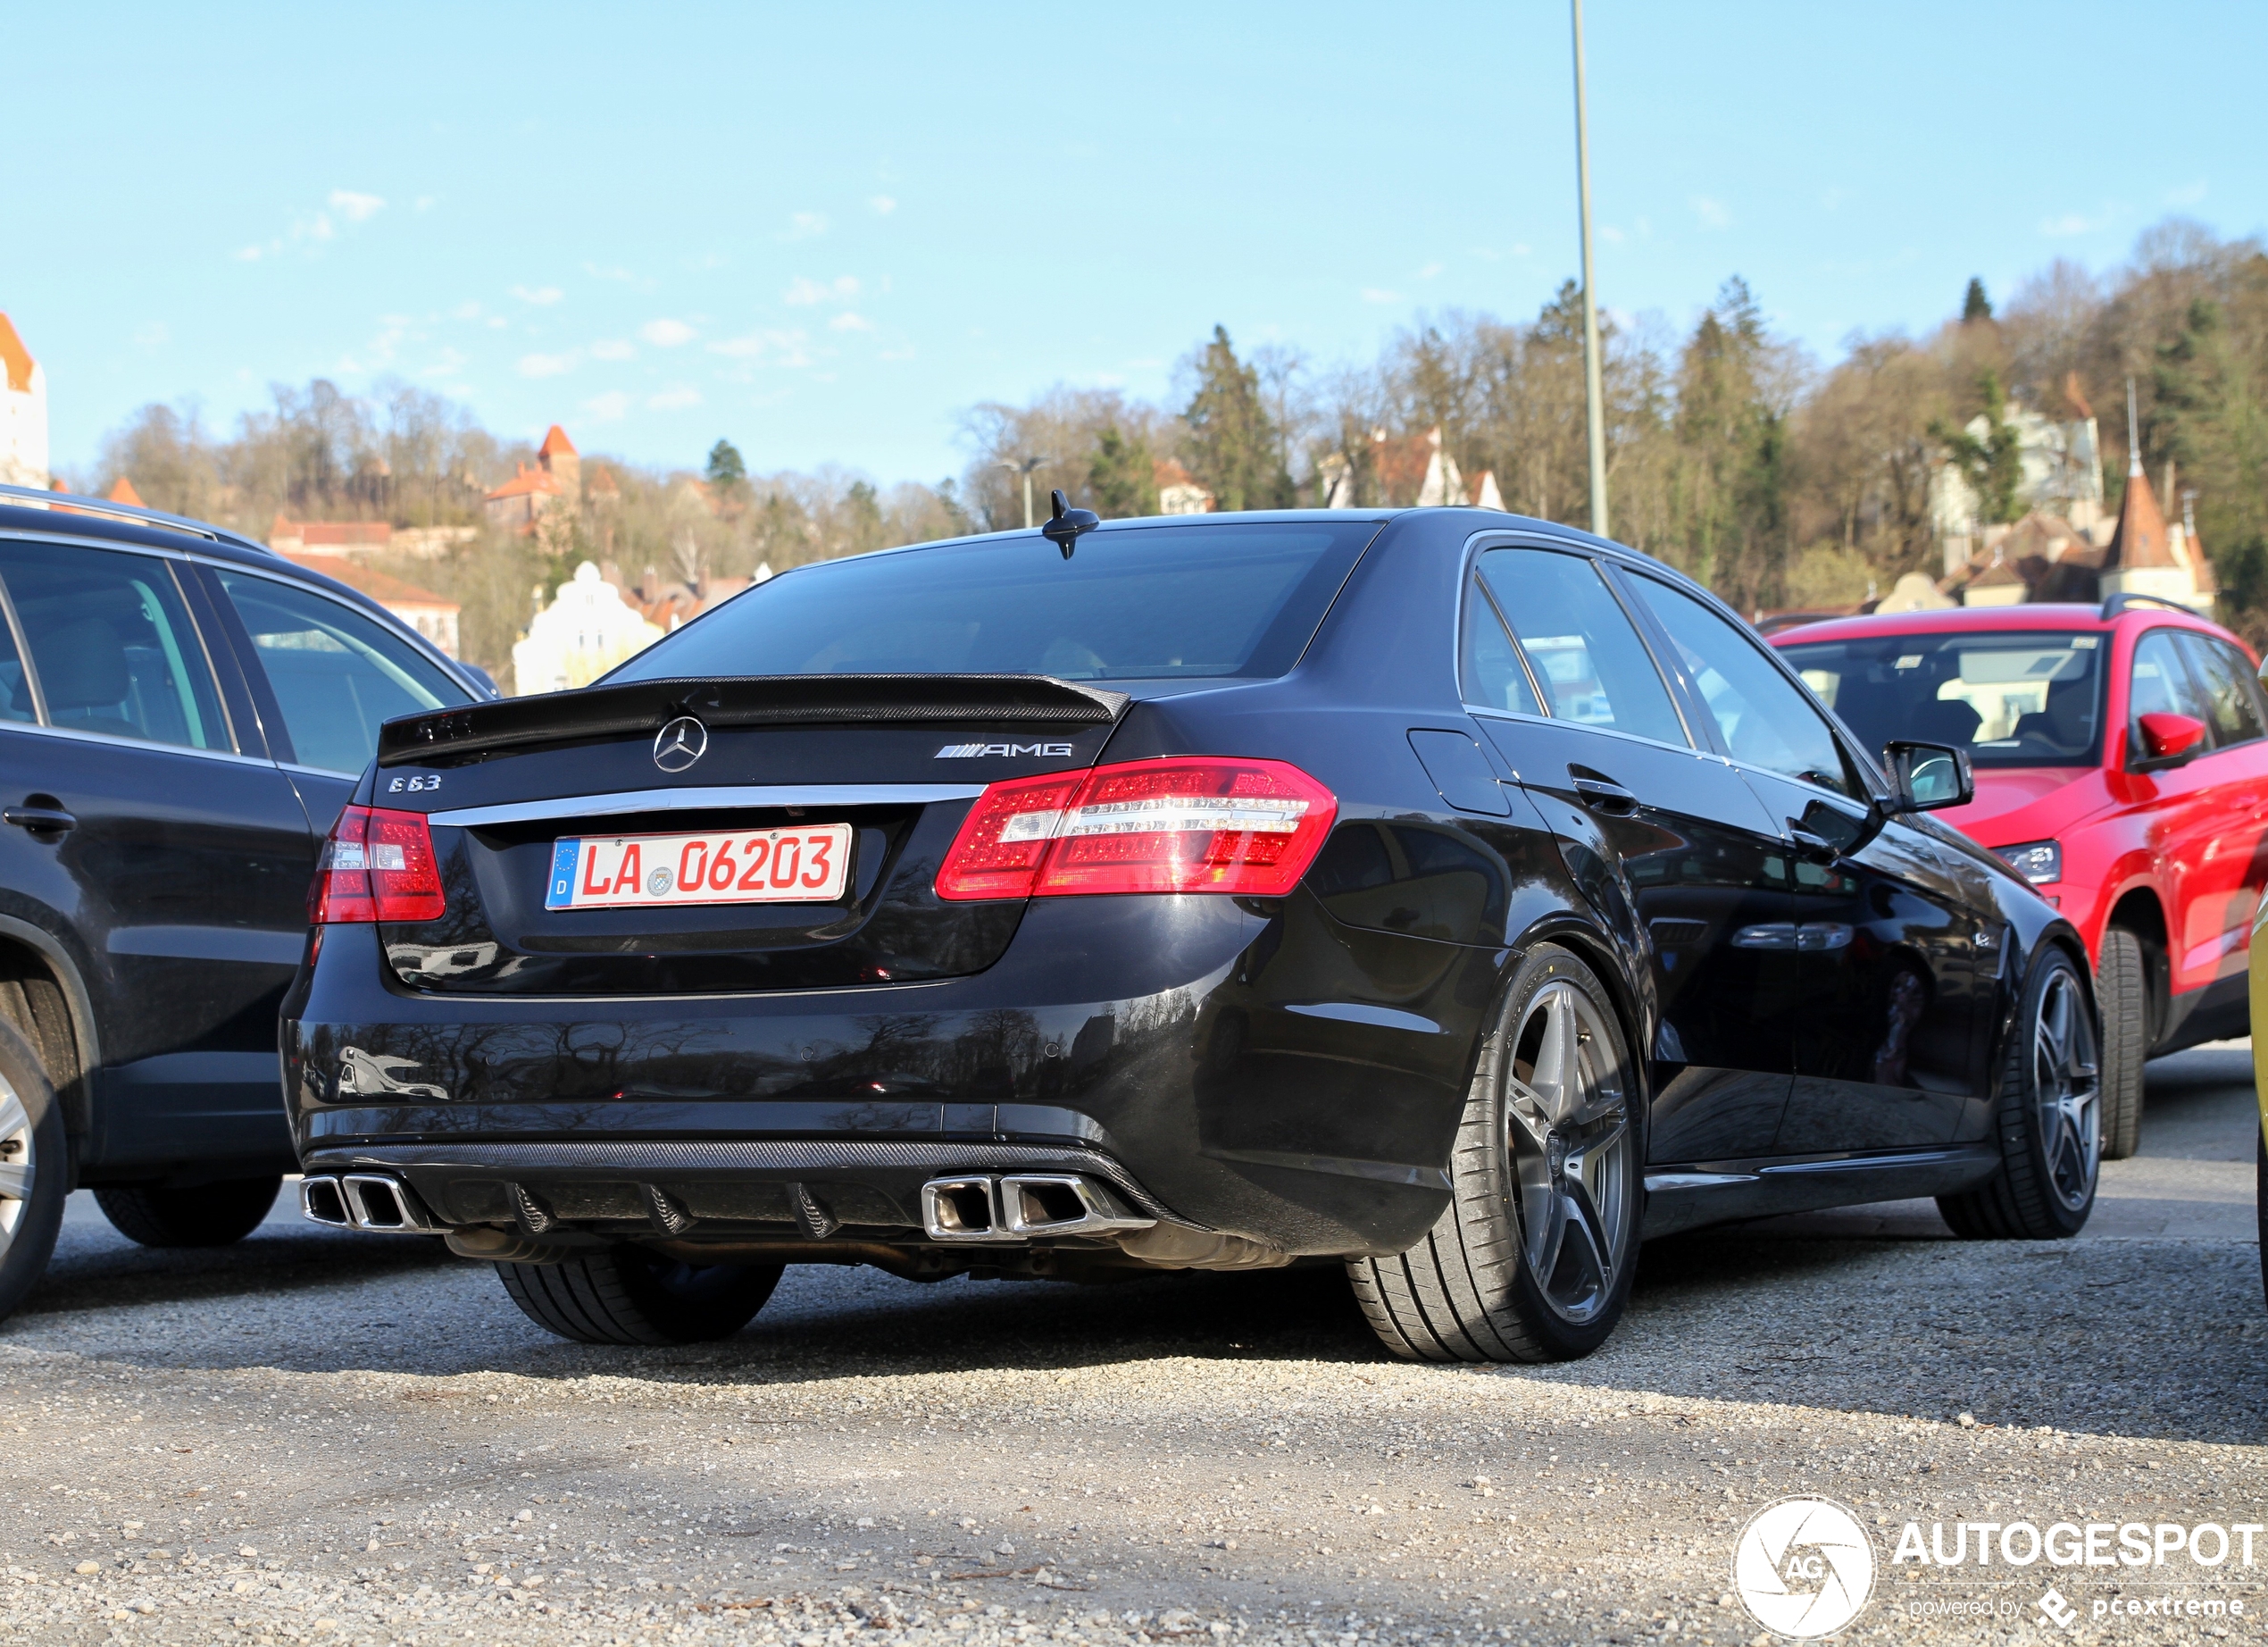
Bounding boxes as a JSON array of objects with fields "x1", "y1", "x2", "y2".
[{"x1": 369, "y1": 674, "x2": 1126, "y2": 995}]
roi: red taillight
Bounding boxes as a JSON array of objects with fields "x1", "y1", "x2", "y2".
[
  {"x1": 935, "y1": 757, "x2": 1337, "y2": 901},
  {"x1": 308, "y1": 805, "x2": 446, "y2": 924}
]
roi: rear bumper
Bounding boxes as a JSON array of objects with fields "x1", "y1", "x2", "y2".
[{"x1": 281, "y1": 895, "x2": 1495, "y2": 1259}]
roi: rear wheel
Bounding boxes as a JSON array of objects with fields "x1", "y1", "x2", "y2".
[
  {"x1": 2097, "y1": 927, "x2": 2147, "y2": 1160},
  {"x1": 94, "y1": 1176, "x2": 281, "y2": 1248},
  {"x1": 1348, "y1": 943, "x2": 1641, "y2": 1363},
  {"x1": 496, "y1": 1245, "x2": 784, "y2": 1345},
  {"x1": 0, "y1": 1020, "x2": 66, "y2": 1325},
  {"x1": 1938, "y1": 949, "x2": 2099, "y2": 1239}
]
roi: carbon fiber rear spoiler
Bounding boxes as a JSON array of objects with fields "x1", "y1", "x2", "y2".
[{"x1": 377, "y1": 673, "x2": 1132, "y2": 767}]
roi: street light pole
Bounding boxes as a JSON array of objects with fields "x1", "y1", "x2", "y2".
[
  {"x1": 1572, "y1": 0, "x2": 1609, "y2": 540},
  {"x1": 999, "y1": 456, "x2": 1048, "y2": 530}
]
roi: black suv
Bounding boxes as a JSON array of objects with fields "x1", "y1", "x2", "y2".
[{"x1": 0, "y1": 485, "x2": 485, "y2": 1319}]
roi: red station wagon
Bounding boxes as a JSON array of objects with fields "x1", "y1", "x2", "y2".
[{"x1": 1774, "y1": 596, "x2": 2267, "y2": 1158}]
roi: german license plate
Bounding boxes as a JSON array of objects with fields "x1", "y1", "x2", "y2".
[{"x1": 545, "y1": 824, "x2": 854, "y2": 910}]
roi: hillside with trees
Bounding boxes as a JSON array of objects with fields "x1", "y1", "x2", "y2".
[{"x1": 81, "y1": 215, "x2": 2268, "y2": 681}]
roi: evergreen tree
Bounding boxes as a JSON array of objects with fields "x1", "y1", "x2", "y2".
[
  {"x1": 2155, "y1": 297, "x2": 2268, "y2": 561},
  {"x1": 1962, "y1": 278, "x2": 1994, "y2": 324},
  {"x1": 1930, "y1": 370, "x2": 2024, "y2": 526},
  {"x1": 1182, "y1": 326, "x2": 1293, "y2": 512},
  {"x1": 1088, "y1": 426, "x2": 1159, "y2": 517},
  {"x1": 1673, "y1": 278, "x2": 1787, "y2": 607},
  {"x1": 705, "y1": 439, "x2": 746, "y2": 491}
]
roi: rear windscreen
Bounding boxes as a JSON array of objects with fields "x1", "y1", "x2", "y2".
[
  {"x1": 608, "y1": 521, "x2": 1377, "y2": 684},
  {"x1": 1777, "y1": 630, "x2": 2105, "y2": 769}
]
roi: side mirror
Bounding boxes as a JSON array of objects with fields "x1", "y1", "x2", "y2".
[
  {"x1": 2136, "y1": 711, "x2": 2206, "y2": 765},
  {"x1": 1883, "y1": 740, "x2": 1974, "y2": 813}
]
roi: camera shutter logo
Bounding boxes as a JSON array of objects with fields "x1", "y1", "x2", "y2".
[
  {"x1": 1732, "y1": 1496, "x2": 1876, "y2": 1639},
  {"x1": 653, "y1": 716, "x2": 708, "y2": 773}
]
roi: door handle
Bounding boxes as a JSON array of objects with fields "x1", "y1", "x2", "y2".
[
  {"x1": 1787, "y1": 824, "x2": 1839, "y2": 865},
  {"x1": 1570, "y1": 774, "x2": 1639, "y2": 815},
  {"x1": 3, "y1": 807, "x2": 75, "y2": 834}
]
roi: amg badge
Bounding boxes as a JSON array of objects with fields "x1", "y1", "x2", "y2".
[{"x1": 935, "y1": 741, "x2": 1074, "y2": 758}]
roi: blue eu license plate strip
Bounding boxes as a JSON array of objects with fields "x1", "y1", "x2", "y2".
[{"x1": 545, "y1": 839, "x2": 582, "y2": 910}]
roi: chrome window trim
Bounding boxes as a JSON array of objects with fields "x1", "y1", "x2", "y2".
[
  {"x1": 0, "y1": 717, "x2": 284, "y2": 769},
  {"x1": 426, "y1": 783, "x2": 988, "y2": 830}
]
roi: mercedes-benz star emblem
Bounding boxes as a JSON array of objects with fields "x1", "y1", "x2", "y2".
[{"x1": 653, "y1": 715, "x2": 708, "y2": 773}]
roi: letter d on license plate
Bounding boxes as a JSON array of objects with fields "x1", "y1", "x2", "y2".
[{"x1": 545, "y1": 824, "x2": 854, "y2": 909}]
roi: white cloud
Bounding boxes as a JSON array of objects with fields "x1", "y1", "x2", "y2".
[
  {"x1": 784, "y1": 274, "x2": 860, "y2": 305},
  {"x1": 2166, "y1": 180, "x2": 2208, "y2": 206},
  {"x1": 420, "y1": 347, "x2": 468, "y2": 380},
  {"x1": 234, "y1": 245, "x2": 263, "y2": 263},
  {"x1": 517, "y1": 351, "x2": 578, "y2": 378},
  {"x1": 638, "y1": 318, "x2": 697, "y2": 347},
  {"x1": 1691, "y1": 196, "x2": 1731, "y2": 230},
  {"x1": 1600, "y1": 225, "x2": 1625, "y2": 244},
  {"x1": 1416, "y1": 262, "x2": 1444, "y2": 280},
  {"x1": 709, "y1": 328, "x2": 813, "y2": 369},
  {"x1": 828, "y1": 311, "x2": 875, "y2": 332},
  {"x1": 589, "y1": 338, "x2": 636, "y2": 361},
  {"x1": 132, "y1": 322, "x2": 169, "y2": 349},
  {"x1": 414, "y1": 196, "x2": 436, "y2": 212},
  {"x1": 648, "y1": 386, "x2": 704, "y2": 410},
  {"x1": 779, "y1": 212, "x2": 829, "y2": 242},
  {"x1": 581, "y1": 390, "x2": 631, "y2": 422},
  {"x1": 329, "y1": 189, "x2": 386, "y2": 222},
  {"x1": 510, "y1": 284, "x2": 563, "y2": 305},
  {"x1": 2041, "y1": 209, "x2": 2110, "y2": 237},
  {"x1": 870, "y1": 195, "x2": 897, "y2": 215},
  {"x1": 1360, "y1": 288, "x2": 1402, "y2": 305},
  {"x1": 450, "y1": 300, "x2": 483, "y2": 320}
]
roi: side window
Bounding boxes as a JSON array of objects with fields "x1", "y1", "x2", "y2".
[
  {"x1": 1472, "y1": 548, "x2": 1687, "y2": 747},
  {"x1": 0, "y1": 542, "x2": 229, "y2": 751},
  {"x1": 1628, "y1": 574, "x2": 1860, "y2": 798},
  {"x1": 0, "y1": 598, "x2": 36, "y2": 724},
  {"x1": 2129, "y1": 631, "x2": 2209, "y2": 747},
  {"x1": 2174, "y1": 633, "x2": 2265, "y2": 748},
  {"x1": 216, "y1": 572, "x2": 467, "y2": 773},
  {"x1": 1459, "y1": 577, "x2": 1542, "y2": 715}
]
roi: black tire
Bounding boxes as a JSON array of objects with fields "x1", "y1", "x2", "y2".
[
  {"x1": 0, "y1": 1016, "x2": 69, "y2": 1325},
  {"x1": 94, "y1": 1176, "x2": 281, "y2": 1248},
  {"x1": 1348, "y1": 942, "x2": 1643, "y2": 1363},
  {"x1": 2097, "y1": 927, "x2": 2147, "y2": 1160},
  {"x1": 1938, "y1": 947, "x2": 2099, "y2": 1240},
  {"x1": 496, "y1": 1245, "x2": 784, "y2": 1345}
]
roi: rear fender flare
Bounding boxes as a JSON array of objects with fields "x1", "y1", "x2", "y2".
[
  {"x1": 0, "y1": 912, "x2": 102, "y2": 1138},
  {"x1": 1498, "y1": 908, "x2": 1656, "y2": 1130}
]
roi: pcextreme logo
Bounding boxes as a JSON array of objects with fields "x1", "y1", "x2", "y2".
[{"x1": 1732, "y1": 1496, "x2": 1877, "y2": 1639}]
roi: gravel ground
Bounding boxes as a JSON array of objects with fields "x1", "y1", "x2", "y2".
[{"x1": 3, "y1": 1048, "x2": 2263, "y2": 1647}]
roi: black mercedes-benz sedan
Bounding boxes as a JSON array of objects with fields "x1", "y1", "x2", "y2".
[{"x1": 282, "y1": 505, "x2": 2100, "y2": 1361}]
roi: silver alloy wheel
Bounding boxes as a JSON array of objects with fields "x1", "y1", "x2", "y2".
[
  {"x1": 1503, "y1": 979, "x2": 1632, "y2": 1323},
  {"x1": 0, "y1": 1077, "x2": 31, "y2": 1262},
  {"x1": 2034, "y1": 964, "x2": 2101, "y2": 1211}
]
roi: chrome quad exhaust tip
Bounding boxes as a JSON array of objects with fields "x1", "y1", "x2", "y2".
[
  {"x1": 298, "y1": 1173, "x2": 446, "y2": 1233},
  {"x1": 919, "y1": 1174, "x2": 1155, "y2": 1243}
]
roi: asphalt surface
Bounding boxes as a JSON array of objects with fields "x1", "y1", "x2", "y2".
[{"x1": 2, "y1": 1046, "x2": 2263, "y2": 1646}]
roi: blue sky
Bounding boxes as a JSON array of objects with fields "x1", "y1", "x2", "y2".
[{"x1": 7, "y1": 2, "x2": 2261, "y2": 487}]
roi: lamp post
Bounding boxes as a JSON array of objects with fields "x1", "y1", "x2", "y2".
[
  {"x1": 999, "y1": 456, "x2": 1048, "y2": 529},
  {"x1": 1572, "y1": 0, "x2": 1609, "y2": 539}
]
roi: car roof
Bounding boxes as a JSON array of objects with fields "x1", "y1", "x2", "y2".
[{"x1": 1769, "y1": 600, "x2": 2240, "y2": 648}]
